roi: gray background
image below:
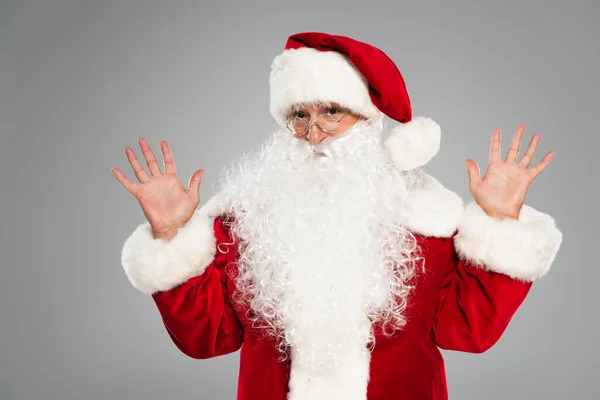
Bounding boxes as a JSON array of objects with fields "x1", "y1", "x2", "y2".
[{"x1": 1, "y1": 0, "x2": 598, "y2": 399}]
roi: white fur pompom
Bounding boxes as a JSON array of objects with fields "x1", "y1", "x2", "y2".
[{"x1": 383, "y1": 116, "x2": 441, "y2": 171}]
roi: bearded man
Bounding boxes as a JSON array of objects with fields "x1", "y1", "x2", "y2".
[{"x1": 114, "y1": 32, "x2": 563, "y2": 400}]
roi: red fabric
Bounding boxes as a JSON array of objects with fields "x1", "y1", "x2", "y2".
[
  {"x1": 152, "y1": 216, "x2": 532, "y2": 400},
  {"x1": 284, "y1": 32, "x2": 412, "y2": 124}
]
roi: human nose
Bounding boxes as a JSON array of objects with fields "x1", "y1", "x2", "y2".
[{"x1": 307, "y1": 123, "x2": 327, "y2": 144}]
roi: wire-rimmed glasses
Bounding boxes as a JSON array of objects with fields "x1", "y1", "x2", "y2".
[{"x1": 286, "y1": 108, "x2": 350, "y2": 136}]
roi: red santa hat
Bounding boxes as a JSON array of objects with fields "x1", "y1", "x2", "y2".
[{"x1": 269, "y1": 31, "x2": 441, "y2": 171}]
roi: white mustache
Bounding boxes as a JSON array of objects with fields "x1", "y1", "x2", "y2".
[
  {"x1": 312, "y1": 149, "x2": 331, "y2": 158},
  {"x1": 310, "y1": 120, "x2": 376, "y2": 160}
]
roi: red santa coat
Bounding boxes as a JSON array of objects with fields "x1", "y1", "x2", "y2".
[{"x1": 121, "y1": 171, "x2": 562, "y2": 400}]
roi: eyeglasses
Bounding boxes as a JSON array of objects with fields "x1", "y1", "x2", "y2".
[{"x1": 286, "y1": 108, "x2": 350, "y2": 136}]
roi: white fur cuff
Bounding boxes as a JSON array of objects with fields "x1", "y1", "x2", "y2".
[
  {"x1": 121, "y1": 210, "x2": 217, "y2": 294},
  {"x1": 454, "y1": 201, "x2": 563, "y2": 281}
]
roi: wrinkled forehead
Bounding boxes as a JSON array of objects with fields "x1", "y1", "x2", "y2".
[
  {"x1": 288, "y1": 101, "x2": 333, "y2": 112},
  {"x1": 285, "y1": 101, "x2": 347, "y2": 116}
]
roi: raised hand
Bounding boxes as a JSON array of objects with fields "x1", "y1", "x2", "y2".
[
  {"x1": 465, "y1": 125, "x2": 555, "y2": 220},
  {"x1": 112, "y1": 138, "x2": 204, "y2": 241}
]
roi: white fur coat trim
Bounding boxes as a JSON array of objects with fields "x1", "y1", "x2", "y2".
[
  {"x1": 454, "y1": 201, "x2": 563, "y2": 281},
  {"x1": 287, "y1": 343, "x2": 371, "y2": 400},
  {"x1": 120, "y1": 207, "x2": 217, "y2": 294},
  {"x1": 402, "y1": 170, "x2": 464, "y2": 238}
]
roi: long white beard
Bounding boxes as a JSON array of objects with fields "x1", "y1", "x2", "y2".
[{"x1": 217, "y1": 119, "x2": 421, "y2": 372}]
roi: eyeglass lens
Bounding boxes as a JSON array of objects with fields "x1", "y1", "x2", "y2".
[{"x1": 288, "y1": 113, "x2": 344, "y2": 135}]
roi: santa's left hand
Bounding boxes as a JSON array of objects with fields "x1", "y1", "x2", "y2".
[{"x1": 465, "y1": 125, "x2": 555, "y2": 220}]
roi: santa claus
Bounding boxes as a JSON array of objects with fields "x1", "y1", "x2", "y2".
[{"x1": 113, "y1": 32, "x2": 563, "y2": 400}]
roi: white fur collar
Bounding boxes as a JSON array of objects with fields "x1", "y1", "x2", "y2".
[
  {"x1": 200, "y1": 169, "x2": 464, "y2": 239},
  {"x1": 400, "y1": 169, "x2": 464, "y2": 237}
]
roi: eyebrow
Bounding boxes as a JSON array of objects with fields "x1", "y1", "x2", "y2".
[{"x1": 289, "y1": 101, "x2": 341, "y2": 114}]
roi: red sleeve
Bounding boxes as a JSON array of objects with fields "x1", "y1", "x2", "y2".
[
  {"x1": 430, "y1": 234, "x2": 532, "y2": 353},
  {"x1": 150, "y1": 216, "x2": 244, "y2": 359},
  {"x1": 430, "y1": 201, "x2": 562, "y2": 353}
]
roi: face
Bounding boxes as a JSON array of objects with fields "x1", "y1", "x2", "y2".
[{"x1": 286, "y1": 103, "x2": 362, "y2": 145}]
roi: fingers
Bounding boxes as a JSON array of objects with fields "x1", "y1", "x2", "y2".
[
  {"x1": 505, "y1": 125, "x2": 525, "y2": 163},
  {"x1": 489, "y1": 128, "x2": 502, "y2": 164},
  {"x1": 125, "y1": 146, "x2": 150, "y2": 183},
  {"x1": 112, "y1": 167, "x2": 139, "y2": 195},
  {"x1": 161, "y1": 141, "x2": 177, "y2": 175},
  {"x1": 119, "y1": 139, "x2": 177, "y2": 188},
  {"x1": 518, "y1": 133, "x2": 540, "y2": 167},
  {"x1": 187, "y1": 169, "x2": 204, "y2": 200},
  {"x1": 138, "y1": 138, "x2": 162, "y2": 177},
  {"x1": 465, "y1": 159, "x2": 481, "y2": 188},
  {"x1": 529, "y1": 150, "x2": 555, "y2": 178}
]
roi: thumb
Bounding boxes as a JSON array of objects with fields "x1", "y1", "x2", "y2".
[
  {"x1": 188, "y1": 169, "x2": 204, "y2": 198},
  {"x1": 465, "y1": 159, "x2": 481, "y2": 188}
]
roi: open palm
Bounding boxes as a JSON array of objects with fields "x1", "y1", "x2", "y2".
[
  {"x1": 112, "y1": 138, "x2": 204, "y2": 238},
  {"x1": 466, "y1": 125, "x2": 555, "y2": 220}
]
